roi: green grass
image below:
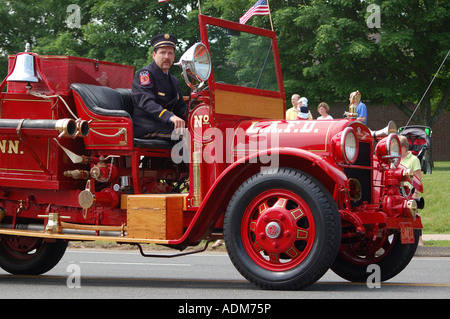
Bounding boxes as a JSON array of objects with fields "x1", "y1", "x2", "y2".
[
  {"x1": 424, "y1": 240, "x2": 450, "y2": 247},
  {"x1": 420, "y1": 161, "x2": 450, "y2": 234}
]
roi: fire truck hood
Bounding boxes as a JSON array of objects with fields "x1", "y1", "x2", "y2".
[{"x1": 233, "y1": 119, "x2": 353, "y2": 155}]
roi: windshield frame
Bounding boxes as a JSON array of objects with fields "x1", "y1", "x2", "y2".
[{"x1": 198, "y1": 15, "x2": 286, "y2": 120}]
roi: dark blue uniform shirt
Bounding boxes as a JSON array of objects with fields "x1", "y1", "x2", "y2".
[{"x1": 131, "y1": 61, "x2": 188, "y2": 139}]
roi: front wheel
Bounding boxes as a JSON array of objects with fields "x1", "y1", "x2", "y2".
[
  {"x1": 0, "y1": 235, "x2": 67, "y2": 275},
  {"x1": 223, "y1": 168, "x2": 341, "y2": 290}
]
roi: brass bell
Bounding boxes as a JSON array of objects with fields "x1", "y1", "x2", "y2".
[{"x1": 6, "y1": 53, "x2": 40, "y2": 83}]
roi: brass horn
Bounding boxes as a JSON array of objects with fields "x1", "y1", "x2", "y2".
[{"x1": 371, "y1": 120, "x2": 397, "y2": 140}]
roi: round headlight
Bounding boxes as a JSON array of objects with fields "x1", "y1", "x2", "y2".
[
  {"x1": 341, "y1": 127, "x2": 358, "y2": 164},
  {"x1": 387, "y1": 133, "x2": 401, "y2": 166},
  {"x1": 387, "y1": 134, "x2": 400, "y2": 158},
  {"x1": 375, "y1": 133, "x2": 401, "y2": 167},
  {"x1": 192, "y1": 44, "x2": 211, "y2": 81}
]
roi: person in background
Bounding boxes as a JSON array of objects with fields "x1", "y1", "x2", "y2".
[
  {"x1": 399, "y1": 135, "x2": 423, "y2": 246},
  {"x1": 286, "y1": 94, "x2": 313, "y2": 120},
  {"x1": 286, "y1": 94, "x2": 301, "y2": 120},
  {"x1": 317, "y1": 102, "x2": 333, "y2": 120},
  {"x1": 399, "y1": 135, "x2": 422, "y2": 191}
]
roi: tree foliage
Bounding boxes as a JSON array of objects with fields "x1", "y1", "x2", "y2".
[
  {"x1": 277, "y1": 0, "x2": 449, "y2": 126},
  {"x1": 0, "y1": 0, "x2": 448, "y2": 126}
]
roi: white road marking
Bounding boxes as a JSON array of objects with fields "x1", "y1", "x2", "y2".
[{"x1": 77, "y1": 261, "x2": 191, "y2": 267}]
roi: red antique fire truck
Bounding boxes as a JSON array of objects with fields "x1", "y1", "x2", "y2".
[{"x1": 0, "y1": 15, "x2": 424, "y2": 290}]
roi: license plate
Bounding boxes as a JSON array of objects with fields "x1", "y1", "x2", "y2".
[{"x1": 400, "y1": 222, "x2": 415, "y2": 244}]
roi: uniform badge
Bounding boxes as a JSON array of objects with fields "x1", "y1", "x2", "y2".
[{"x1": 139, "y1": 71, "x2": 151, "y2": 86}]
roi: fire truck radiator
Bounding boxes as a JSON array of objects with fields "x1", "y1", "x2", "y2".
[{"x1": 344, "y1": 142, "x2": 372, "y2": 207}]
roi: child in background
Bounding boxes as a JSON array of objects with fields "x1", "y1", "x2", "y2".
[{"x1": 297, "y1": 97, "x2": 310, "y2": 120}]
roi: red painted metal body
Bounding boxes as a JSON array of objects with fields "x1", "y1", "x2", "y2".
[
  {"x1": 0, "y1": 53, "x2": 134, "y2": 228},
  {"x1": 6, "y1": 53, "x2": 134, "y2": 95},
  {"x1": 0, "y1": 15, "x2": 423, "y2": 288}
]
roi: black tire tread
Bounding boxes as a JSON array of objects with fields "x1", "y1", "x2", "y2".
[{"x1": 224, "y1": 168, "x2": 340, "y2": 290}]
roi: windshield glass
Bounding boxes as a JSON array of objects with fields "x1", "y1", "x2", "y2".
[{"x1": 206, "y1": 24, "x2": 278, "y2": 92}]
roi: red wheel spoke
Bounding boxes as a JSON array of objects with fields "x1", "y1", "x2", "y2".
[
  {"x1": 274, "y1": 197, "x2": 287, "y2": 208},
  {"x1": 258, "y1": 202, "x2": 268, "y2": 214},
  {"x1": 295, "y1": 228, "x2": 309, "y2": 240},
  {"x1": 241, "y1": 190, "x2": 316, "y2": 272}
]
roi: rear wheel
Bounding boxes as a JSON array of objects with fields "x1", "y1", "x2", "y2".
[
  {"x1": 0, "y1": 235, "x2": 67, "y2": 275},
  {"x1": 223, "y1": 168, "x2": 341, "y2": 290}
]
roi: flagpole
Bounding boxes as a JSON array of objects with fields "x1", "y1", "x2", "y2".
[
  {"x1": 266, "y1": 0, "x2": 274, "y2": 31},
  {"x1": 198, "y1": 0, "x2": 202, "y2": 14}
]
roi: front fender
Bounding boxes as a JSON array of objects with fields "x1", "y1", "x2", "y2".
[
  {"x1": 237, "y1": 147, "x2": 348, "y2": 188},
  {"x1": 170, "y1": 147, "x2": 348, "y2": 245}
]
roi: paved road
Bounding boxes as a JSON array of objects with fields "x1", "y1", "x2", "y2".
[{"x1": 0, "y1": 249, "x2": 449, "y2": 300}]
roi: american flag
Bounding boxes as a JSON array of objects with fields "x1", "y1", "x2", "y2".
[{"x1": 239, "y1": 0, "x2": 270, "y2": 25}]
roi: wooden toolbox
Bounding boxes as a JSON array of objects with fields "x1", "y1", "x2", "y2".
[{"x1": 125, "y1": 194, "x2": 185, "y2": 240}]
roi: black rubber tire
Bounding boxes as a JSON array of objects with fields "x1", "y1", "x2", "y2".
[
  {"x1": 331, "y1": 229, "x2": 420, "y2": 283},
  {"x1": 223, "y1": 168, "x2": 341, "y2": 290},
  {"x1": 0, "y1": 236, "x2": 67, "y2": 275}
]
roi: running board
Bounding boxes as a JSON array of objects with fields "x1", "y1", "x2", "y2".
[{"x1": 0, "y1": 227, "x2": 170, "y2": 244}]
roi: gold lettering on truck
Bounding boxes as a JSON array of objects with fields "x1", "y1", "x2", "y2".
[{"x1": 0, "y1": 140, "x2": 23, "y2": 154}]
